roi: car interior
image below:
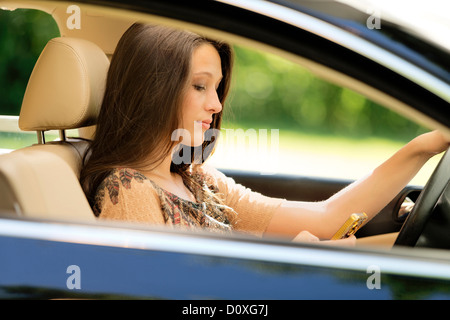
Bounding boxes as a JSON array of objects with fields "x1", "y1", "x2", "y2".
[
  {"x1": 0, "y1": 35, "x2": 107, "y2": 222},
  {"x1": 0, "y1": 1, "x2": 444, "y2": 250}
]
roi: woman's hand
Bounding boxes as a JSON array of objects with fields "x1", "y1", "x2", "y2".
[{"x1": 293, "y1": 230, "x2": 356, "y2": 247}]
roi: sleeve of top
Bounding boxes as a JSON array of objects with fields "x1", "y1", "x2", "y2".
[
  {"x1": 199, "y1": 164, "x2": 286, "y2": 237},
  {"x1": 97, "y1": 172, "x2": 166, "y2": 226}
]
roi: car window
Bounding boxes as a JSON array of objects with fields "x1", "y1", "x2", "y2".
[
  {"x1": 0, "y1": 7, "x2": 440, "y2": 187},
  {"x1": 0, "y1": 8, "x2": 64, "y2": 153},
  {"x1": 208, "y1": 44, "x2": 440, "y2": 186}
]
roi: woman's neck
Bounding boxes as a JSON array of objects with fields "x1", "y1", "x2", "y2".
[
  {"x1": 140, "y1": 149, "x2": 196, "y2": 202},
  {"x1": 146, "y1": 153, "x2": 176, "y2": 180}
]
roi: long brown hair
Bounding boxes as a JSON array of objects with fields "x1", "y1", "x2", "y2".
[{"x1": 80, "y1": 23, "x2": 233, "y2": 207}]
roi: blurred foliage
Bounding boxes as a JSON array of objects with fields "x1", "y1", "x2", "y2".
[
  {"x1": 227, "y1": 46, "x2": 428, "y2": 141},
  {"x1": 0, "y1": 9, "x2": 60, "y2": 115},
  {"x1": 0, "y1": 9, "x2": 427, "y2": 142}
]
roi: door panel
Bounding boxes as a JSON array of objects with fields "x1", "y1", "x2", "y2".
[{"x1": 0, "y1": 231, "x2": 448, "y2": 300}]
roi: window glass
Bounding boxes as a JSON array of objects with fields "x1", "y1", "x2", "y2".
[
  {"x1": 0, "y1": 7, "x2": 439, "y2": 185},
  {"x1": 208, "y1": 45, "x2": 438, "y2": 186}
]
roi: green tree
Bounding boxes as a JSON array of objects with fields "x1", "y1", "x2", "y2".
[
  {"x1": 0, "y1": 9, "x2": 60, "y2": 115},
  {"x1": 228, "y1": 45, "x2": 427, "y2": 141}
]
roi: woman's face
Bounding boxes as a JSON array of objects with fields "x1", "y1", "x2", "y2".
[{"x1": 180, "y1": 43, "x2": 223, "y2": 147}]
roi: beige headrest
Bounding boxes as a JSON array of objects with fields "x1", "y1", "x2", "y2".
[{"x1": 19, "y1": 37, "x2": 109, "y2": 131}]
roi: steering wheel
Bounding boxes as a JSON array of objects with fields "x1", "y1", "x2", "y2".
[{"x1": 395, "y1": 148, "x2": 450, "y2": 247}]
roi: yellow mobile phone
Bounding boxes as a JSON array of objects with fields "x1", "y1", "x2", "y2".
[{"x1": 331, "y1": 212, "x2": 368, "y2": 240}]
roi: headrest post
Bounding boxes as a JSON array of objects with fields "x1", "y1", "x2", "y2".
[
  {"x1": 59, "y1": 130, "x2": 66, "y2": 142},
  {"x1": 36, "y1": 131, "x2": 46, "y2": 145}
]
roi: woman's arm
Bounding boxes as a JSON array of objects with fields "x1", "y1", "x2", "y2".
[{"x1": 265, "y1": 130, "x2": 450, "y2": 240}]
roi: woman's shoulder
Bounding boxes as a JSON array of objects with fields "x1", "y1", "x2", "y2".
[
  {"x1": 191, "y1": 164, "x2": 236, "y2": 197},
  {"x1": 99, "y1": 168, "x2": 149, "y2": 192},
  {"x1": 192, "y1": 163, "x2": 225, "y2": 180},
  {"x1": 191, "y1": 164, "x2": 227, "y2": 187},
  {"x1": 93, "y1": 167, "x2": 158, "y2": 216}
]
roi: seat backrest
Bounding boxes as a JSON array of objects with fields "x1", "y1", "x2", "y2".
[{"x1": 0, "y1": 37, "x2": 109, "y2": 221}]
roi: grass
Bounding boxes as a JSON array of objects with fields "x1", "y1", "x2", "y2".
[
  {"x1": 0, "y1": 125, "x2": 439, "y2": 186},
  {"x1": 0, "y1": 132, "x2": 38, "y2": 149},
  {"x1": 0, "y1": 131, "x2": 61, "y2": 149},
  {"x1": 208, "y1": 123, "x2": 440, "y2": 186}
]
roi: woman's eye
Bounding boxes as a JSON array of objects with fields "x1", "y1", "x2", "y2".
[{"x1": 193, "y1": 84, "x2": 206, "y2": 91}]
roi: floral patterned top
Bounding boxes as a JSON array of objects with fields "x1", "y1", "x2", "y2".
[{"x1": 93, "y1": 165, "x2": 285, "y2": 237}]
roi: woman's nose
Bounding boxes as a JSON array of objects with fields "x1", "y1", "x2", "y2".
[{"x1": 207, "y1": 90, "x2": 222, "y2": 114}]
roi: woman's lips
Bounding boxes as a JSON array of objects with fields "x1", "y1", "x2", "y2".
[
  {"x1": 194, "y1": 120, "x2": 212, "y2": 130},
  {"x1": 200, "y1": 120, "x2": 212, "y2": 130},
  {"x1": 201, "y1": 122, "x2": 210, "y2": 130}
]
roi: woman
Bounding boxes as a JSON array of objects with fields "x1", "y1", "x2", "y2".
[{"x1": 80, "y1": 23, "x2": 449, "y2": 245}]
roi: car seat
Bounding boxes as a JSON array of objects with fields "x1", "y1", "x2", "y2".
[{"x1": 0, "y1": 37, "x2": 109, "y2": 221}]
